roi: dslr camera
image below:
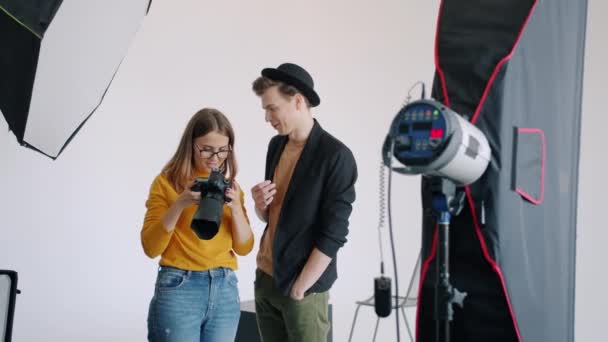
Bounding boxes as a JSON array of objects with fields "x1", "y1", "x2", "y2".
[{"x1": 190, "y1": 168, "x2": 232, "y2": 240}]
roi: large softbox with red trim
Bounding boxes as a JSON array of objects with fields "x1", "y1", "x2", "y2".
[{"x1": 416, "y1": 0, "x2": 587, "y2": 341}]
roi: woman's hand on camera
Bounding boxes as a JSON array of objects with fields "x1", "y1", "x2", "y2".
[
  {"x1": 225, "y1": 181, "x2": 242, "y2": 212},
  {"x1": 175, "y1": 180, "x2": 201, "y2": 210}
]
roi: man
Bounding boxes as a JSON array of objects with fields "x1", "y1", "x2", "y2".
[{"x1": 250, "y1": 62, "x2": 358, "y2": 342}]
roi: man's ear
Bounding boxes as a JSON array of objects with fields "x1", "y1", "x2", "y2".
[{"x1": 294, "y1": 93, "x2": 306, "y2": 110}]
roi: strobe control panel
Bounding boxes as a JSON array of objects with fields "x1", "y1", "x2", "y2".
[{"x1": 390, "y1": 101, "x2": 449, "y2": 165}]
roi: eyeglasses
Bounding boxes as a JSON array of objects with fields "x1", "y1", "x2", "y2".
[{"x1": 194, "y1": 144, "x2": 231, "y2": 159}]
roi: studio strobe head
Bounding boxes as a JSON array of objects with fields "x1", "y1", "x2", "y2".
[{"x1": 383, "y1": 99, "x2": 491, "y2": 186}]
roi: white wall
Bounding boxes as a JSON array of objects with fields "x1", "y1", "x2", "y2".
[
  {"x1": 575, "y1": 0, "x2": 607, "y2": 341},
  {"x1": 0, "y1": 0, "x2": 603, "y2": 341}
]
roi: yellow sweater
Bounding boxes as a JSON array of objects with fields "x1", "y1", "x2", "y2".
[{"x1": 141, "y1": 173, "x2": 253, "y2": 271}]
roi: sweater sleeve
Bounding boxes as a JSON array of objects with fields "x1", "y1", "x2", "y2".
[
  {"x1": 232, "y1": 188, "x2": 254, "y2": 256},
  {"x1": 141, "y1": 176, "x2": 174, "y2": 258}
]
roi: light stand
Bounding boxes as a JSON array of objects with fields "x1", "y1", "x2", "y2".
[{"x1": 429, "y1": 177, "x2": 467, "y2": 342}]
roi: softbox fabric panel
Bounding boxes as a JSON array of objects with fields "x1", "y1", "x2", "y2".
[
  {"x1": 0, "y1": 1, "x2": 51, "y2": 143},
  {"x1": 0, "y1": 0, "x2": 151, "y2": 159},
  {"x1": 0, "y1": 0, "x2": 63, "y2": 36},
  {"x1": 416, "y1": 0, "x2": 586, "y2": 341}
]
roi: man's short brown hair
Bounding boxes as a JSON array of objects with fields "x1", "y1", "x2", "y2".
[{"x1": 252, "y1": 77, "x2": 311, "y2": 107}]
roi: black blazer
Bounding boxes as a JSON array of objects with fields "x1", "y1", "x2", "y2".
[{"x1": 263, "y1": 119, "x2": 358, "y2": 296}]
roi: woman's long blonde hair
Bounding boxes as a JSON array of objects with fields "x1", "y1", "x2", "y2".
[{"x1": 162, "y1": 108, "x2": 238, "y2": 192}]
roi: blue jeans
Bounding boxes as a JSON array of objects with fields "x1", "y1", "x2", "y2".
[{"x1": 147, "y1": 266, "x2": 241, "y2": 342}]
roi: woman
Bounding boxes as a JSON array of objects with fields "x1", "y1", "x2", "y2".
[{"x1": 141, "y1": 108, "x2": 254, "y2": 342}]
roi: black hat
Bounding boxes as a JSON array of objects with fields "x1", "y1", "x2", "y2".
[{"x1": 261, "y1": 63, "x2": 320, "y2": 107}]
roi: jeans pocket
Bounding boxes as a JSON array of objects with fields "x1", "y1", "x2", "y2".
[
  {"x1": 156, "y1": 268, "x2": 187, "y2": 291},
  {"x1": 225, "y1": 270, "x2": 237, "y2": 287},
  {"x1": 234, "y1": 286, "x2": 241, "y2": 304},
  {"x1": 225, "y1": 271, "x2": 240, "y2": 304}
]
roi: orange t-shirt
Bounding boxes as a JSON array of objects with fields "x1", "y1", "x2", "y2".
[{"x1": 256, "y1": 139, "x2": 306, "y2": 275}]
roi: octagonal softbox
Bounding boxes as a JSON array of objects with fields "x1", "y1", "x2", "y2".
[{"x1": 0, "y1": 0, "x2": 151, "y2": 158}]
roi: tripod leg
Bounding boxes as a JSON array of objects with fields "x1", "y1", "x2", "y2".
[
  {"x1": 348, "y1": 305, "x2": 362, "y2": 342},
  {"x1": 373, "y1": 316, "x2": 380, "y2": 342},
  {"x1": 402, "y1": 307, "x2": 413, "y2": 341}
]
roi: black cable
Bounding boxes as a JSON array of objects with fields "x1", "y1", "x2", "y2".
[
  {"x1": 378, "y1": 81, "x2": 424, "y2": 340},
  {"x1": 406, "y1": 81, "x2": 427, "y2": 104},
  {"x1": 387, "y1": 139, "x2": 401, "y2": 342},
  {"x1": 378, "y1": 161, "x2": 387, "y2": 275}
]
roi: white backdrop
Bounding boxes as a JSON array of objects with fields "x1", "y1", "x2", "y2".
[{"x1": 0, "y1": 0, "x2": 604, "y2": 341}]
